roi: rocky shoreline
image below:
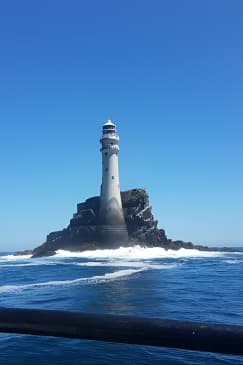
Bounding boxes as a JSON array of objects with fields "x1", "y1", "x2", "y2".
[{"x1": 15, "y1": 189, "x2": 236, "y2": 258}]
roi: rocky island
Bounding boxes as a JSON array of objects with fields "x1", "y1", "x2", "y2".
[{"x1": 21, "y1": 188, "x2": 215, "y2": 258}]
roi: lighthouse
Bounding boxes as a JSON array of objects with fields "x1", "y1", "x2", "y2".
[{"x1": 97, "y1": 120, "x2": 128, "y2": 245}]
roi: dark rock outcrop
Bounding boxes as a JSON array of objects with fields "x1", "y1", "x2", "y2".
[{"x1": 25, "y1": 189, "x2": 229, "y2": 258}]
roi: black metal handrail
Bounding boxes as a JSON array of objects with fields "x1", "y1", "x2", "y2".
[{"x1": 0, "y1": 308, "x2": 243, "y2": 356}]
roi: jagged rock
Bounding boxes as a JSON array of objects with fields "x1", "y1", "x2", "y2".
[
  {"x1": 70, "y1": 209, "x2": 96, "y2": 226},
  {"x1": 24, "y1": 188, "x2": 229, "y2": 258},
  {"x1": 14, "y1": 249, "x2": 33, "y2": 256}
]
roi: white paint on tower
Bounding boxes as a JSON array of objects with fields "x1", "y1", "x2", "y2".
[
  {"x1": 97, "y1": 120, "x2": 128, "y2": 244},
  {"x1": 100, "y1": 120, "x2": 122, "y2": 209}
]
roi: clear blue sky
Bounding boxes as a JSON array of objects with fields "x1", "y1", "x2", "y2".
[{"x1": 0, "y1": 0, "x2": 242, "y2": 251}]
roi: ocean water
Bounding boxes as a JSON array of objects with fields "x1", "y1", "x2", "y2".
[{"x1": 0, "y1": 246, "x2": 243, "y2": 365}]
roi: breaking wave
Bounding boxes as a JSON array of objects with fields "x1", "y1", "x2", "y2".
[
  {"x1": 0, "y1": 268, "x2": 145, "y2": 294},
  {"x1": 54, "y1": 246, "x2": 226, "y2": 260},
  {"x1": 0, "y1": 254, "x2": 32, "y2": 261},
  {"x1": 0, "y1": 246, "x2": 229, "y2": 269}
]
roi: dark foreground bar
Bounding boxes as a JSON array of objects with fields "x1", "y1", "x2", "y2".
[{"x1": 0, "y1": 308, "x2": 243, "y2": 356}]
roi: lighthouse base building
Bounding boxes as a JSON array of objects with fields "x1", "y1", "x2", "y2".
[{"x1": 97, "y1": 120, "x2": 128, "y2": 245}]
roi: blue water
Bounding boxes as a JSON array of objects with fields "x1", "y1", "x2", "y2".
[{"x1": 0, "y1": 246, "x2": 243, "y2": 364}]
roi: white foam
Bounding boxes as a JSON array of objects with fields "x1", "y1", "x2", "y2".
[
  {"x1": 224, "y1": 259, "x2": 243, "y2": 264},
  {"x1": 0, "y1": 259, "x2": 179, "y2": 271},
  {"x1": 55, "y1": 246, "x2": 225, "y2": 260},
  {"x1": 76, "y1": 261, "x2": 147, "y2": 267},
  {"x1": 76, "y1": 261, "x2": 179, "y2": 270},
  {"x1": 0, "y1": 254, "x2": 32, "y2": 261},
  {"x1": 0, "y1": 262, "x2": 57, "y2": 268},
  {"x1": 0, "y1": 268, "x2": 145, "y2": 294}
]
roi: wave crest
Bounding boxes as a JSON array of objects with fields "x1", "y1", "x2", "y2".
[
  {"x1": 0, "y1": 268, "x2": 145, "y2": 294},
  {"x1": 54, "y1": 246, "x2": 225, "y2": 260}
]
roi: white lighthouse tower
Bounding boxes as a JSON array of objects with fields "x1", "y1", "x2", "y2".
[{"x1": 97, "y1": 120, "x2": 128, "y2": 245}]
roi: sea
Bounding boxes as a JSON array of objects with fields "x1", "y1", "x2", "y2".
[{"x1": 0, "y1": 246, "x2": 243, "y2": 365}]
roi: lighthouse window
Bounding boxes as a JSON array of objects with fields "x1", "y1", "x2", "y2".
[
  {"x1": 105, "y1": 168, "x2": 108, "y2": 172},
  {"x1": 112, "y1": 176, "x2": 114, "y2": 179},
  {"x1": 105, "y1": 152, "x2": 108, "y2": 156},
  {"x1": 103, "y1": 125, "x2": 115, "y2": 130}
]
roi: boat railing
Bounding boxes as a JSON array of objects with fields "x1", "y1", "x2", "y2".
[{"x1": 0, "y1": 307, "x2": 242, "y2": 356}]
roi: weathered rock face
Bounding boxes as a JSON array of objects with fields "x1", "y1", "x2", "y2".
[{"x1": 30, "y1": 189, "x2": 198, "y2": 258}]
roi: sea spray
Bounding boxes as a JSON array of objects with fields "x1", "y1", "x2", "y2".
[{"x1": 54, "y1": 245, "x2": 226, "y2": 260}]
